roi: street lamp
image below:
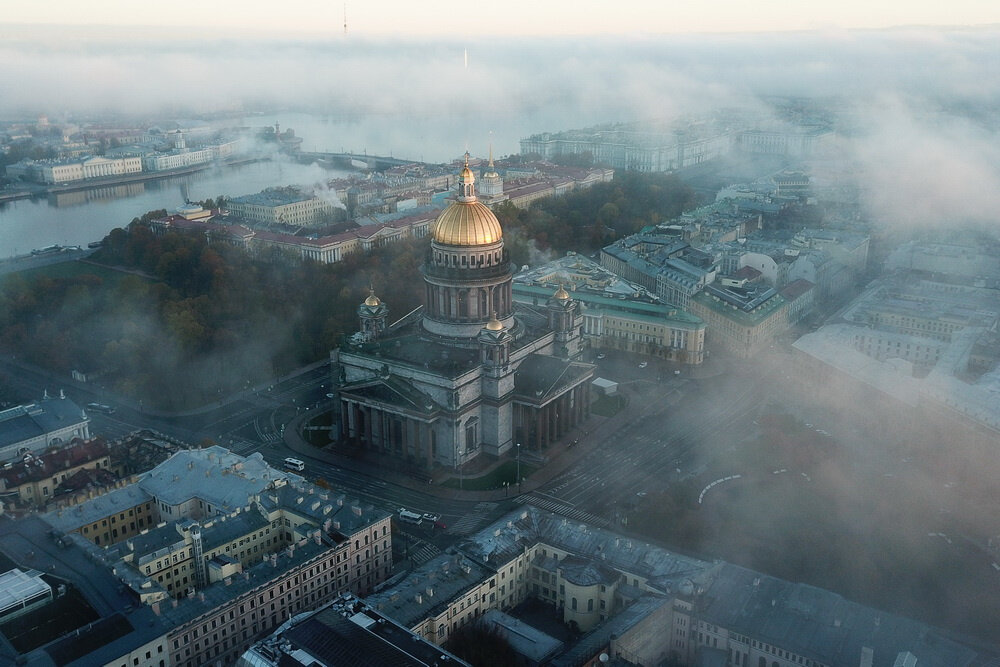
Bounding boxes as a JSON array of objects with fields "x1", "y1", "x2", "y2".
[{"x1": 516, "y1": 442, "x2": 521, "y2": 493}]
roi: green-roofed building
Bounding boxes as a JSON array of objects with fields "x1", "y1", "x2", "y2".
[{"x1": 514, "y1": 253, "x2": 706, "y2": 365}]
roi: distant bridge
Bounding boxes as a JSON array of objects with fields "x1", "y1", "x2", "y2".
[{"x1": 298, "y1": 151, "x2": 424, "y2": 172}]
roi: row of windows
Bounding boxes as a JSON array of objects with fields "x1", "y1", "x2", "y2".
[
  {"x1": 435, "y1": 250, "x2": 503, "y2": 267},
  {"x1": 171, "y1": 544, "x2": 391, "y2": 666},
  {"x1": 113, "y1": 643, "x2": 164, "y2": 667}
]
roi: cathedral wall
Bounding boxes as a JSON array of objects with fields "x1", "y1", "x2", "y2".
[
  {"x1": 478, "y1": 401, "x2": 513, "y2": 456},
  {"x1": 510, "y1": 331, "x2": 557, "y2": 363}
]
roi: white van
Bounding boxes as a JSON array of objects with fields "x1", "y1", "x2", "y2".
[{"x1": 283, "y1": 457, "x2": 305, "y2": 472}]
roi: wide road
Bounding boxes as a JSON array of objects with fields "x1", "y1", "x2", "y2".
[
  {"x1": 2, "y1": 348, "x2": 771, "y2": 552},
  {"x1": 518, "y1": 349, "x2": 769, "y2": 531}
]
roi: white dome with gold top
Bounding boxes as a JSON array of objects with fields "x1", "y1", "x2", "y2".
[{"x1": 431, "y1": 154, "x2": 503, "y2": 247}]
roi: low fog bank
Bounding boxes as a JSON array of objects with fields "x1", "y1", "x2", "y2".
[
  {"x1": 5, "y1": 26, "x2": 1000, "y2": 231},
  {"x1": 3, "y1": 26, "x2": 999, "y2": 118}
]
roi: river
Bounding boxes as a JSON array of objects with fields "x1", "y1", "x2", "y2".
[
  {"x1": 0, "y1": 159, "x2": 354, "y2": 259},
  {"x1": 0, "y1": 108, "x2": 611, "y2": 258}
]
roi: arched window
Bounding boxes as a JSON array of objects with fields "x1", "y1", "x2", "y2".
[{"x1": 464, "y1": 418, "x2": 478, "y2": 452}]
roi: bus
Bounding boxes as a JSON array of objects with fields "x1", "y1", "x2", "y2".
[
  {"x1": 31, "y1": 245, "x2": 63, "y2": 256},
  {"x1": 397, "y1": 508, "x2": 423, "y2": 525},
  {"x1": 283, "y1": 457, "x2": 305, "y2": 471},
  {"x1": 86, "y1": 402, "x2": 116, "y2": 415}
]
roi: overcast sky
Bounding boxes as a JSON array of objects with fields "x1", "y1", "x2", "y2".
[{"x1": 4, "y1": 0, "x2": 999, "y2": 36}]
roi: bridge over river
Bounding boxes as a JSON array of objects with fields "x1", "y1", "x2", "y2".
[{"x1": 299, "y1": 151, "x2": 425, "y2": 171}]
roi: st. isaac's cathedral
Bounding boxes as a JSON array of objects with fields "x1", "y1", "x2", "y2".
[{"x1": 331, "y1": 156, "x2": 595, "y2": 471}]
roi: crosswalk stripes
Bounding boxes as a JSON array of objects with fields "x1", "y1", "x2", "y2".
[
  {"x1": 516, "y1": 493, "x2": 610, "y2": 528},
  {"x1": 408, "y1": 544, "x2": 441, "y2": 566},
  {"x1": 229, "y1": 441, "x2": 259, "y2": 455},
  {"x1": 445, "y1": 501, "x2": 500, "y2": 536},
  {"x1": 397, "y1": 531, "x2": 441, "y2": 566}
]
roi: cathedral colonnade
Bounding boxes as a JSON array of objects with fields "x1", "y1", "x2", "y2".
[
  {"x1": 424, "y1": 280, "x2": 513, "y2": 323},
  {"x1": 513, "y1": 381, "x2": 591, "y2": 451},
  {"x1": 340, "y1": 399, "x2": 436, "y2": 469}
]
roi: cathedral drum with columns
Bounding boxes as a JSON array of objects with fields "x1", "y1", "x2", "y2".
[{"x1": 332, "y1": 155, "x2": 594, "y2": 472}]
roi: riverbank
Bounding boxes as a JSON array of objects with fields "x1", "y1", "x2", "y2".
[{"x1": 0, "y1": 156, "x2": 270, "y2": 205}]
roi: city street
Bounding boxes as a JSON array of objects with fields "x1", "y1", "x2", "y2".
[{"x1": 525, "y1": 351, "x2": 762, "y2": 527}]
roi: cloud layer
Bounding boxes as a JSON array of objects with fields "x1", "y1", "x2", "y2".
[{"x1": 3, "y1": 26, "x2": 1000, "y2": 230}]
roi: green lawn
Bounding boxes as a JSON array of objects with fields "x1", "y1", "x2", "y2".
[
  {"x1": 440, "y1": 460, "x2": 538, "y2": 490},
  {"x1": 590, "y1": 393, "x2": 626, "y2": 417}
]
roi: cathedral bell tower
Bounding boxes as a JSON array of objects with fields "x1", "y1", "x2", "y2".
[
  {"x1": 477, "y1": 313, "x2": 514, "y2": 454},
  {"x1": 358, "y1": 289, "x2": 388, "y2": 342},
  {"x1": 547, "y1": 285, "x2": 583, "y2": 359},
  {"x1": 478, "y1": 313, "x2": 512, "y2": 374}
]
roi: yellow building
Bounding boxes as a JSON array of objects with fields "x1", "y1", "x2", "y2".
[
  {"x1": 0, "y1": 438, "x2": 112, "y2": 509},
  {"x1": 688, "y1": 284, "x2": 789, "y2": 358}
]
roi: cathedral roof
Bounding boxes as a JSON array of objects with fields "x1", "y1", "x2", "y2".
[
  {"x1": 432, "y1": 201, "x2": 503, "y2": 246},
  {"x1": 431, "y1": 153, "x2": 503, "y2": 246},
  {"x1": 339, "y1": 377, "x2": 440, "y2": 415},
  {"x1": 513, "y1": 354, "x2": 594, "y2": 404}
]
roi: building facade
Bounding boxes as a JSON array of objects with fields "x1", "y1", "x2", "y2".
[
  {"x1": 514, "y1": 254, "x2": 706, "y2": 364},
  {"x1": 0, "y1": 438, "x2": 112, "y2": 509},
  {"x1": 227, "y1": 189, "x2": 336, "y2": 226},
  {"x1": 35, "y1": 447, "x2": 392, "y2": 667},
  {"x1": 369, "y1": 507, "x2": 997, "y2": 667},
  {"x1": 0, "y1": 395, "x2": 91, "y2": 462},
  {"x1": 688, "y1": 284, "x2": 790, "y2": 358}
]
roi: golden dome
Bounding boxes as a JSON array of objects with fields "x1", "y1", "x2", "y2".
[
  {"x1": 432, "y1": 200, "x2": 503, "y2": 246},
  {"x1": 554, "y1": 285, "x2": 570, "y2": 300},
  {"x1": 364, "y1": 291, "x2": 381, "y2": 307},
  {"x1": 486, "y1": 313, "x2": 504, "y2": 330}
]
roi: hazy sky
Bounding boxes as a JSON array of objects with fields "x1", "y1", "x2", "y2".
[{"x1": 5, "y1": 0, "x2": 999, "y2": 35}]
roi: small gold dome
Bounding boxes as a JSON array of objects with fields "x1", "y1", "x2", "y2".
[
  {"x1": 432, "y1": 201, "x2": 503, "y2": 246},
  {"x1": 364, "y1": 291, "x2": 381, "y2": 307},
  {"x1": 460, "y1": 165, "x2": 475, "y2": 181},
  {"x1": 486, "y1": 313, "x2": 503, "y2": 331},
  {"x1": 554, "y1": 285, "x2": 570, "y2": 300}
]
